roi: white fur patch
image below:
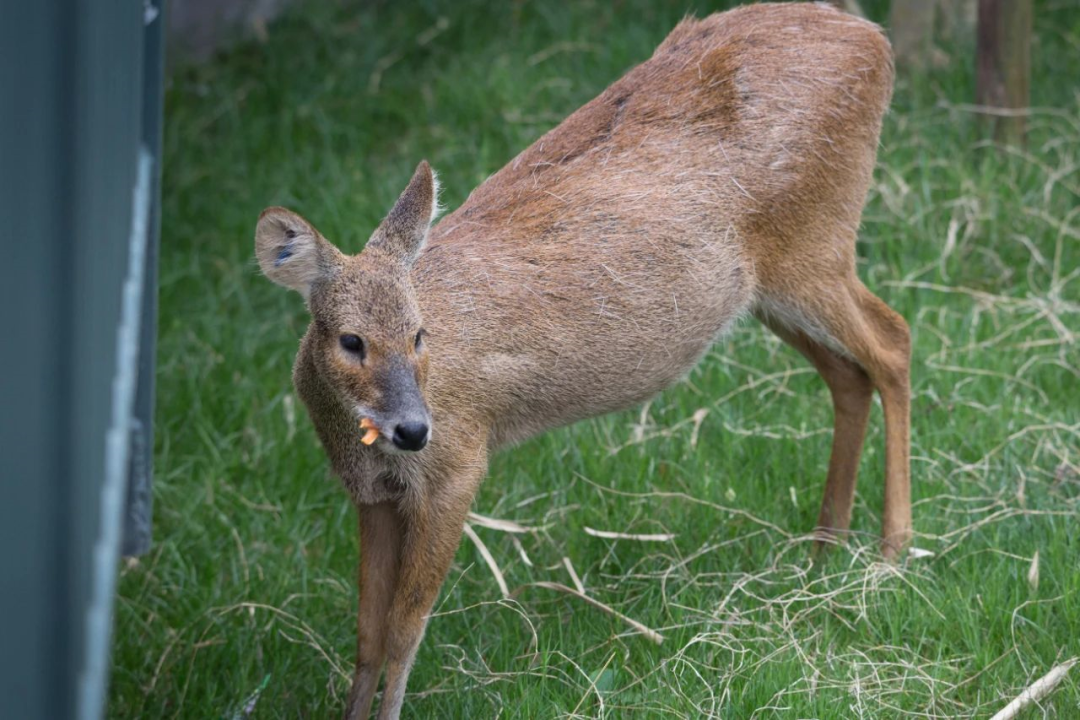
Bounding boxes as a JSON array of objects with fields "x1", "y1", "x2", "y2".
[
  {"x1": 430, "y1": 169, "x2": 445, "y2": 224},
  {"x1": 753, "y1": 295, "x2": 854, "y2": 360}
]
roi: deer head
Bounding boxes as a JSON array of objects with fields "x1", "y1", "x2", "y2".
[{"x1": 255, "y1": 161, "x2": 440, "y2": 452}]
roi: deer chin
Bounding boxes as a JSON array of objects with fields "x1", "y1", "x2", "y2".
[{"x1": 377, "y1": 440, "x2": 416, "y2": 457}]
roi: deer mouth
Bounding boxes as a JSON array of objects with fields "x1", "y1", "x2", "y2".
[{"x1": 353, "y1": 407, "x2": 432, "y2": 454}]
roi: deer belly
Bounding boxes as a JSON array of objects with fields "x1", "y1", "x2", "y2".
[{"x1": 484, "y1": 291, "x2": 747, "y2": 447}]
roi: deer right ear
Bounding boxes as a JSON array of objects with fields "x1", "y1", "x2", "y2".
[
  {"x1": 255, "y1": 207, "x2": 343, "y2": 299},
  {"x1": 364, "y1": 160, "x2": 440, "y2": 267}
]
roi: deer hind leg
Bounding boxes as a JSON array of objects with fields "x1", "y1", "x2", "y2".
[
  {"x1": 755, "y1": 278, "x2": 911, "y2": 558},
  {"x1": 852, "y1": 285, "x2": 912, "y2": 557},
  {"x1": 756, "y1": 316, "x2": 874, "y2": 546},
  {"x1": 345, "y1": 502, "x2": 403, "y2": 720}
]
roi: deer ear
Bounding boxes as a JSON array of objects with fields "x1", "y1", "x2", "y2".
[
  {"x1": 365, "y1": 160, "x2": 441, "y2": 266},
  {"x1": 255, "y1": 207, "x2": 343, "y2": 299}
]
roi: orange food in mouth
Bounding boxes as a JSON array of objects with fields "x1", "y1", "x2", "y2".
[{"x1": 359, "y1": 418, "x2": 380, "y2": 445}]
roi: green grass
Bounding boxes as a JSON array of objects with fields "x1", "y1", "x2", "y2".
[{"x1": 111, "y1": 0, "x2": 1080, "y2": 717}]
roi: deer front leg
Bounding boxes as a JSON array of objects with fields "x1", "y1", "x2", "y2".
[
  {"x1": 375, "y1": 462, "x2": 484, "y2": 720},
  {"x1": 345, "y1": 502, "x2": 403, "y2": 720}
]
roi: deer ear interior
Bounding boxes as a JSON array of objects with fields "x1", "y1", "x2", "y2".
[
  {"x1": 255, "y1": 207, "x2": 342, "y2": 299},
  {"x1": 365, "y1": 160, "x2": 441, "y2": 266}
]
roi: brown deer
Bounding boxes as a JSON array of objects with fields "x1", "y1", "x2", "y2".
[{"x1": 254, "y1": 4, "x2": 910, "y2": 718}]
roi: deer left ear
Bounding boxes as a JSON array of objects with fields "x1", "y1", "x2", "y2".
[
  {"x1": 255, "y1": 207, "x2": 344, "y2": 300},
  {"x1": 366, "y1": 160, "x2": 441, "y2": 266}
]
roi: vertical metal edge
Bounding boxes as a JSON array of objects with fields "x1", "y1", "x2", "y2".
[
  {"x1": 77, "y1": 147, "x2": 154, "y2": 720},
  {"x1": 122, "y1": 0, "x2": 165, "y2": 558}
]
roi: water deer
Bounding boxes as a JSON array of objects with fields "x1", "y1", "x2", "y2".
[{"x1": 255, "y1": 4, "x2": 910, "y2": 717}]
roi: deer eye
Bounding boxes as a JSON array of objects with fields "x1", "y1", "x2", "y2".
[
  {"x1": 414, "y1": 329, "x2": 425, "y2": 351},
  {"x1": 340, "y1": 334, "x2": 365, "y2": 358}
]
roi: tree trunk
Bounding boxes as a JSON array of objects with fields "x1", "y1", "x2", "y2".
[{"x1": 976, "y1": 0, "x2": 1033, "y2": 146}]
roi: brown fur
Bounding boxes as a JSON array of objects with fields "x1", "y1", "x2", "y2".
[{"x1": 254, "y1": 5, "x2": 910, "y2": 718}]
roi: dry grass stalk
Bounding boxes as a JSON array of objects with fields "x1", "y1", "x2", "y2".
[
  {"x1": 463, "y1": 524, "x2": 509, "y2": 598},
  {"x1": 989, "y1": 658, "x2": 1077, "y2": 720},
  {"x1": 514, "y1": 581, "x2": 664, "y2": 645},
  {"x1": 510, "y1": 535, "x2": 534, "y2": 567},
  {"x1": 562, "y1": 557, "x2": 585, "y2": 594},
  {"x1": 467, "y1": 511, "x2": 538, "y2": 534},
  {"x1": 584, "y1": 526, "x2": 676, "y2": 542}
]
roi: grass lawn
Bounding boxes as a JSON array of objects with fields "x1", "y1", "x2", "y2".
[{"x1": 111, "y1": 0, "x2": 1079, "y2": 716}]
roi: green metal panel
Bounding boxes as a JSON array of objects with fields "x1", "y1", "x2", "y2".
[
  {"x1": 0, "y1": 2, "x2": 74, "y2": 717},
  {"x1": 0, "y1": 1, "x2": 163, "y2": 718}
]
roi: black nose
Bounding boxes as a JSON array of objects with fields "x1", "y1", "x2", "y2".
[{"x1": 392, "y1": 422, "x2": 429, "y2": 451}]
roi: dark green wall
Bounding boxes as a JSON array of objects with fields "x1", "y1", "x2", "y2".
[{"x1": 0, "y1": 1, "x2": 163, "y2": 718}]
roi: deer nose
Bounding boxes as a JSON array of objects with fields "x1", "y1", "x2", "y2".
[{"x1": 392, "y1": 421, "x2": 429, "y2": 451}]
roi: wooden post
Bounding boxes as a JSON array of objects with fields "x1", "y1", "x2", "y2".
[
  {"x1": 976, "y1": 0, "x2": 1033, "y2": 146},
  {"x1": 890, "y1": 0, "x2": 938, "y2": 70}
]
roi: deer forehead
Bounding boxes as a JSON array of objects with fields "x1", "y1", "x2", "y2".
[{"x1": 311, "y1": 263, "x2": 420, "y2": 336}]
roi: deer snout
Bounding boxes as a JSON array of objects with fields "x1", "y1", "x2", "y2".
[
  {"x1": 391, "y1": 421, "x2": 430, "y2": 451},
  {"x1": 377, "y1": 360, "x2": 431, "y2": 452}
]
